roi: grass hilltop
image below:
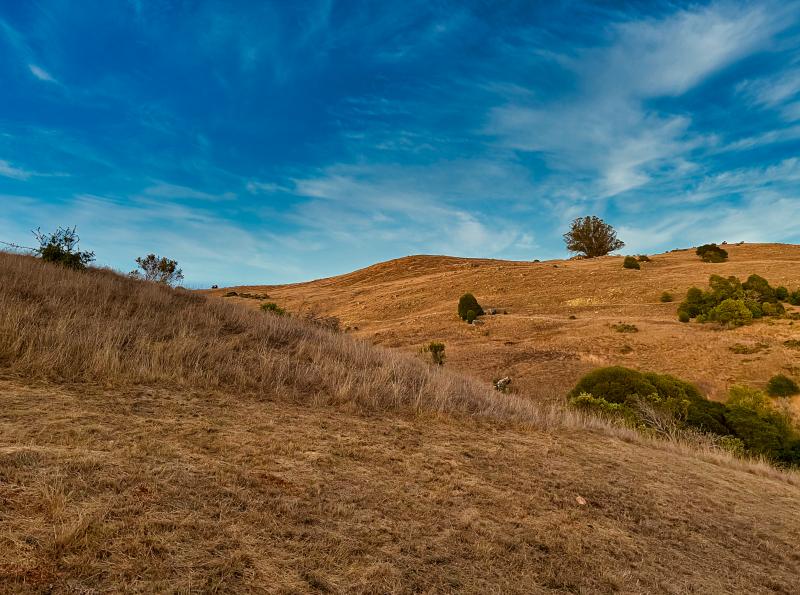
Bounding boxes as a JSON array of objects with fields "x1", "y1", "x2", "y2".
[{"x1": 2, "y1": 246, "x2": 800, "y2": 593}]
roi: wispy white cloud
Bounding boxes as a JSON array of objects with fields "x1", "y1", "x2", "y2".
[
  {"x1": 28, "y1": 63, "x2": 56, "y2": 83},
  {"x1": 487, "y1": 2, "x2": 794, "y2": 198},
  {"x1": 0, "y1": 159, "x2": 33, "y2": 180},
  {"x1": 143, "y1": 182, "x2": 236, "y2": 201}
]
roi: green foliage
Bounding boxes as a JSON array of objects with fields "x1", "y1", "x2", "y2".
[
  {"x1": 637, "y1": 254, "x2": 651, "y2": 262},
  {"x1": 766, "y1": 374, "x2": 799, "y2": 397},
  {"x1": 678, "y1": 311, "x2": 690, "y2": 323},
  {"x1": 569, "y1": 368, "x2": 800, "y2": 464},
  {"x1": 260, "y1": 302, "x2": 286, "y2": 316},
  {"x1": 465, "y1": 310, "x2": 477, "y2": 323},
  {"x1": 422, "y1": 341, "x2": 446, "y2": 365},
  {"x1": 569, "y1": 392, "x2": 632, "y2": 419},
  {"x1": 695, "y1": 243, "x2": 728, "y2": 263},
  {"x1": 707, "y1": 299, "x2": 753, "y2": 327},
  {"x1": 789, "y1": 290, "x2": 800, "y2": 306},
  {"x1": 660, "y1": 292, "x2": 673, "y2": 303},
  {"x1": 622, "y1": 256, "x2": 640, "y2": 270},
  {"x1": 33, "y1": 226, "x2": 95, "y2": 270},
  {"x1": 563, "y1": 215, "x2": 625, "y2": 258},
  {"x1": 677, "y1": 274, "x2": 785, "y2": 326},
  {"x1": 611, "y1": 323, "x2": 638, "y2": 333},
  {"x1": 775, "y1": 286, "x2": 789, "y2": 301},
  {"x1": 130, "y1": 254, "x2": 184, "y2": 286},
  {"x1": 458, "y1": 293, "x2": 484, "y2": 321}
]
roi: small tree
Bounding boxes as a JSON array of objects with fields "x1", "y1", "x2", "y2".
[
  {"x1": 422, "y1": 342, "x2": 446, "y2": 365},
  {"x1": 33, "y1": 226, "x2": 95, "y2": 270},
  {"x1": 563, "y1": 216, "x2": 624, "y2": 258},
  {"x1": 130, "y1": 254, "x2": 184, "y2": 286}
]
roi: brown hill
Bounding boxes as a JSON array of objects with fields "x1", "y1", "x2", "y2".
[
  {"x1": 2, "y1": 250, "x2": 800, "y2": 593},
  {"x1": 216, "y1": 243, "x2": 800, "y2": 408}
]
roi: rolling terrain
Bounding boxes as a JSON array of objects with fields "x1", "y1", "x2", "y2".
[
  {"x1": 2, "y1": 250, "x2": 800, "y2": 592},
  {"x1": 217, "y1": 243, "x2": 800, "y2": 408}
]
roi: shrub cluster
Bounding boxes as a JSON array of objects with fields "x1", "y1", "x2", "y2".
[
  {"x1": 677, "y1": 274, "x2": 787, "y2": 326},
  {"x1": 568, "y1": 367, "x2": 800, "y2": 464},
  {"x1": 696, "y1": 243, "x2": 728, "y2": 263},
  {"x1": 260, "y1": 302, "x2": 287, "y2": 316},
  {"x1": 622, "y1": 256, "x2": 640, "y2": 270},
  {"x1": 458, "y1": 293, "x2": 484, "y2": 323}
]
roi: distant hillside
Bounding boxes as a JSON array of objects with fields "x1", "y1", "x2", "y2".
[
  {"x1": 218, "y1": 243, "x2": 800, "y2": 406},
  {"x1": 2, "y1": 250, "x2": 800, "y2": 593}
]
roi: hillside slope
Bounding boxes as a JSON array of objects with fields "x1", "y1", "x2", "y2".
[
  {"x1": 2, "y1": 251, "x2": 800, "y2": 593},
  {"x1": 218, "y1": 243, "x2": 800, "y2": 404}
]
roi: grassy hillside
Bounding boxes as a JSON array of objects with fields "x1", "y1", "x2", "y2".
[
  {"x1": 2, "y1": 251, "x2": 800, "y2": 593},
  {"x1": 219, "y1": 243, "x2": 800, "y2": 406}
]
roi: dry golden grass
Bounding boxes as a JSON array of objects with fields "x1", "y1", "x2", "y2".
[
  {"x1": 224, "y1": 243, "x2": 800, "y2": 408},
  {"x1": 2, "y1": 251, "x2": 800, "y2": 592}
]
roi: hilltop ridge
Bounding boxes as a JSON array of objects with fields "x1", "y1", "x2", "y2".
[{"x1": 215, "y1": 243, "x2": 800, "y2": 405}]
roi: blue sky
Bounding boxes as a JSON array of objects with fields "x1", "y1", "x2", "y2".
[{"x1": 2, "y1": 0, "x2": 800, "y2": 286}]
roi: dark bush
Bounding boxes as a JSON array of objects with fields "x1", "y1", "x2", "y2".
[
  {"x1": 458, "y1": 293, "x2": 484, "y2": 321},
  {"x1": 637, "y1": 254, "x2": 651, "y2": 262},
  {"x1": 33, "y1": 226, "x2": 95, "y2": 270},
  {"x1": 660, "y1": 292, "x2": 673, "y2": 303},
  {"x1": 789, "y1": 290, "x2": 800, "y2": 306},
  {"x1": 696, "y1": 243, "x2": 728, "y2": 263},
  {"x1": 742, "y1": 274, "x2": 776, "y2": 303},
  {"x1": 465, "y1": 309, "x2": 477, "y2": 323},
  {"x1": 767, "y1": 374, "x2": 799, "y2": 397},
  {"x1": 775, "y1": 286, "x2": 789, "y2": 301},
  {"x1": 678, "y1": 311, "x2": 690, "y2": 323},
  {"x1": 622, "y1": 256, "x2": 640, "y2": 270}
]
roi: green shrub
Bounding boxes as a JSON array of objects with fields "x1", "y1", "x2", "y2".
[
  {"x1": 678, "y1": 311, "x2": 690, "y2": 323},
  {"x1": 458, "y1": 293, "x2": 484, "y2": 321},
  {"x1": 465, "y1": 309, "x2": 477, "y2": 323},
  {"x1": 260, "y1": 302, "x2": 286, "y2": 316},
  {"x1": 742, "y1": 274, "x2": 776, "y2": 302},
  {"x1": 696, "y1": 243, "x2": 728, "y2": 263},
  {"x1": 611, "y1": 323, "x2": 638, "y2": 333},
  {"x1": 775, "y1": 286, "x2": 789, "y2": 301},
  {"x1": 622, "y1": 256, "x2": 640, "y2": 270},
  {"x1": 33, "y1": 226, "x2": 95, "y2": 270},
  {"x1": 789, "y1": 290, "x2": 800, "y2": 306},
  {"x1": 677, "y1": 275, "x2": 785, "y2": 326},
  {"x1": 660, "y1": 292, "x2": 673, "y2": 303},
  {"x1": 766, "y1": 374, "x2": 799, "y2": 397},
  {"x1": 422, "y1": 341, "x2": 446, "y2": 366},
  {"x1": 707, "y1": 298, "x2": 753, "y2": 327},
  {"x1": 637, "y1": 254, "x2": 651, "y2": 262},
  {"x1": 569, "y1": 367, "x2": 800, "y2": 463},
  {"x1": 569, "y1": 392, "x2": 632, "y2": 420}
]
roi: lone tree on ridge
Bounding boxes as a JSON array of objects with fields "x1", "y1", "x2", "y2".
[{"x1": 563, "y1": 216, "x2": 625, "y2": 258}]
